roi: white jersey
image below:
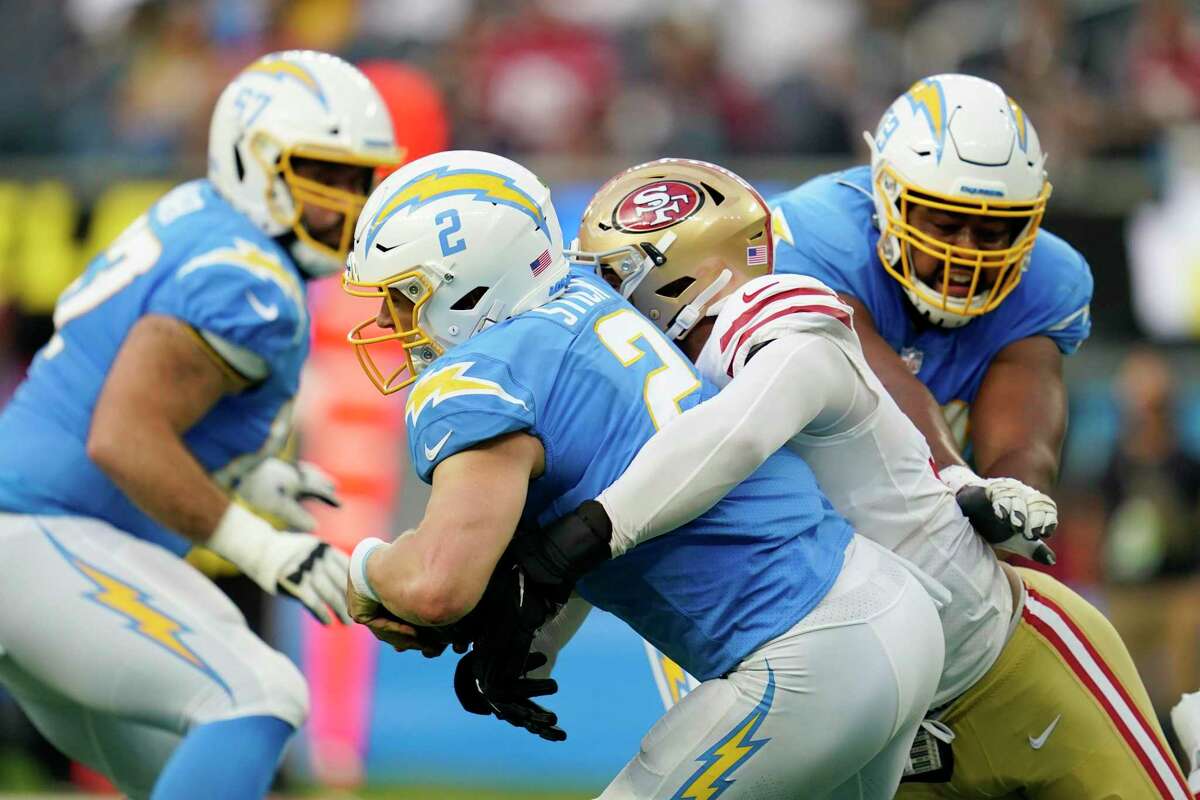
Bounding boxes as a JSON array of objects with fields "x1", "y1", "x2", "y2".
[{"x1": 695, "y1": 274, "x2": 1013, "y2": 706}]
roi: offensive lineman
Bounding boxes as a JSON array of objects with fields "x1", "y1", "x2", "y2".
[
  {"x1": 542, "y1": 157, "x2": 1188, "y2": 798},
  {"x1": 0, "y1": 52, "x2": 400, "y2": 799},
  {"x1": 340, "y1": 150, "x2": 946, "y2": 798}
]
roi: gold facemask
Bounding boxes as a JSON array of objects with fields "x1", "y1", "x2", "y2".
[
  {"x1": 875, "y1": 164, "x2": 1051, "y2": 317},
  {"x1": 250, "y1": 132, "x2": 404, "y2": 265},
  {"x1": 343, "y1": 268, "x2": 442, "y2": 395}
]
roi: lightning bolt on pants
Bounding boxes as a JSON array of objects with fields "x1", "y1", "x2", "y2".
[
  {"x1": 601, "y1": 535, "x2": 946, "y2": 800},
  {"x1": 0, "y1": 513, "x2": 309, "y2": 800}
]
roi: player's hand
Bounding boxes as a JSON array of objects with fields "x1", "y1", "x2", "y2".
[
  {"x1": 234, "y1": 457, "x2": 340, "y2": 532},
  {"x1": 209, "y1": 503, "x2": 353, "y2": 624},
  {"x1": 365, "y1": 615, "x2": 452, "y2": 658},
  {"x1": 454, "y1": 649, "x2": 565, "y2": 742},
  {"x1": 955, "y1": 485, "x2": 1057, "y2": 566},
  {"x1": 273, "y1": 537, "x2": 354, "y2": 624}
]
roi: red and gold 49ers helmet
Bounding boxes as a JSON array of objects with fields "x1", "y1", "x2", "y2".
[{"x1": 569, "y1": 158, "x2": 772, "y2": 340}]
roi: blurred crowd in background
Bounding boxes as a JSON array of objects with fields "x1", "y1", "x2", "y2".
[
  {"x1": 0, "y1": 0, "x2": 1196, "y2": 163},
  {"x1": 1, "y1": 0, "x2": 1200, "y2": 792}
]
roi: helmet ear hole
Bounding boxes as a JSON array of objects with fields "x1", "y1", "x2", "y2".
[
  {"x1": 450, "y1": 286, "x2": 490, "y2": 311},
  {"x1": 656, "y1": 276, "x2": 696, "y2": 299}
]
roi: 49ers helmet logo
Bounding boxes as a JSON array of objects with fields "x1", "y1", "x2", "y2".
[{"x1": 612, "y1": 181, "x2": 704, "y2": 233}]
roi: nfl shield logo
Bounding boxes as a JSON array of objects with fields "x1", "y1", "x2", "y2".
[{"x1": 900, "y1": 346, "x2": 924, "y2": 374}]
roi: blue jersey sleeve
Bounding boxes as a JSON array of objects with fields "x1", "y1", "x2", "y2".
[
  {"x1": 999, "y1": 230, "x2": 1093, "y2": 356},
  {"x1": 404, "y1": 349, "x2": 544, "y2": 483},
  {"x1": 146, "y1": 239, "x2": 306, "y2": 373}
]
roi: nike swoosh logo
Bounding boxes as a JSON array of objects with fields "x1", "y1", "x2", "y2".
[
  {"x1": 245, "y1": 290, "x2": 279, "y2": 322},
  {"x1": 1029, "y1": 714, "x2": 1061, "y2": 750},
  {"x1": 375, "y1": 241, "x2": 403, "y2": 253},
  {"x1": 423, "y1": 430, "x2": 453, "y2": 461},
  {"x1": 742, "y1": 281, "x2": 779, "y2": 304}
]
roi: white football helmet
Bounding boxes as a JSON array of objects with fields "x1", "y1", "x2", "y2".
[
  {"x1": 864, "y1": 74, "x2": 1051, "y2": 327},
  {"x1": 343, "y1": 150, "x2": 570, "y2": 394},
  {"x1": 208, "y1": 50, "x2": 404, "y2": 277}
]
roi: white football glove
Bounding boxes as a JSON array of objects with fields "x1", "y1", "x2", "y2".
[
  {"x1": 234, "y1": 457, "x2": 340, "y2": 532},
  {"x1": 940, "y1": 465, "x2": 1058, "y2": 566},
  {"x1": 208, "y1": 502, "x2": 352, "y2": 624}
]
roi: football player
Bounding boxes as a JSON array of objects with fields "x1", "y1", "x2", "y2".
[
  {"x1": 772, "y1": 73, "x2": 1088, "y2": 548},
  {"x1": 0, "y1": 52, "x2": 401, "y2": 799},
  {"x1": 340, "y1": 150, "x2": 947, "y2": 798},
  {"x1": 550, "y1": 157, "x2": 1189, "y2": 798}
]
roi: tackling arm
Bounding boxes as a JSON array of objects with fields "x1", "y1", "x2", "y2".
[
  {"x1": 598, "y1": 331, "x2": 865, "y2": 555},
  {"x1": 365, "y1": 431, "x2": 545, "y2": 626},
  {"x1": 842, "y1": 295, "x2": 969, "y2": 470},
  {"x1": 968, "y1": 336, "x2": 1066, "y2": 493}
]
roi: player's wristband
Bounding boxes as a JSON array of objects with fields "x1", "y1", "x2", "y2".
[
  {"x1": 349, "y1": 537, "x2": 388, "y2": 603},
  {"x1": 937, "y1": 464, "x2": 982, "y2": 496},
  {"x1": 207, "y1": 501, "x2": 280, "y2": 593}
]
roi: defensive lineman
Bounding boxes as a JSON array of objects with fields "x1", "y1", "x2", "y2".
[{"x1": 0, "y1": 51, "x2": 400, "y2": 799}]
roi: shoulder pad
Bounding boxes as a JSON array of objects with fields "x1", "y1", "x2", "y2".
[
  {"x1": 405, "y1": 354, "x2": 538, "y2": 481},
  {"x1": 700, "y1": 274, "x2": 857, "y2": 381}
]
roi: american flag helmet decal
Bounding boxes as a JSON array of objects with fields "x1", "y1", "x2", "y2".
[{"x1": 529, "y1": 249, "x2": 553, "y2": 276}]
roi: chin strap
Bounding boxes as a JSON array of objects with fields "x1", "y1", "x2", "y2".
[{"x1": 665, "y1": 268, "x2": 733, "y2": 340}]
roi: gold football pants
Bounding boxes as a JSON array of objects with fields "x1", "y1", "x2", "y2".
[{"x1": 898, "y1": 567, "x2": 1190, "y2": 799}]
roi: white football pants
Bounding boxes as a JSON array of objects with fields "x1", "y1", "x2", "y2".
[
  {"x1": 604, "y1": 534, "x2": 945, "y2": 799},
  {"x1": 0, "y1": 513, "x2": 308, "y2": 799}
]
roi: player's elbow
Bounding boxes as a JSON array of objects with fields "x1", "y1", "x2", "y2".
[{"x1": 86, "y1": 418, "x2": 126, "y2": 476}]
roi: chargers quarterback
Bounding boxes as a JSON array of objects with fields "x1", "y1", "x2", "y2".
[
  {"x1": 0, "y1": 51, "x2": 400, "y2": 799},
  {"x1": 340, "y1": 150, "x2": 948, "y2": 798},
  {"x1": 547, "y1": 157, "x2": 1190, "y2": 798}
]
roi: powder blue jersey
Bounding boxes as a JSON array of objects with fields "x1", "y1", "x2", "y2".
[
  {"x1": 770, "y1": 166, "x2": 1093, "y2": 411},
  {"x1": 0, "y1": 180, "x2": 309, "y2": 556},
  {"x1": 405, "y1": 270, "x2": 853, "y2": 681}
]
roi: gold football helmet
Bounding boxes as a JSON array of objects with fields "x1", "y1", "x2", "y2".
[{"x1": 570, "y1": 159, "x2": 772, "y2": 340}]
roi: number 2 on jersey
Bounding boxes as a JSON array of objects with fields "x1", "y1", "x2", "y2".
[{"x1": 595, "y1": 309, "x2": 700, "y2": 430}]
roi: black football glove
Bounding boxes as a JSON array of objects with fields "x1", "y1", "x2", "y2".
[{"x1": 454, "y1": 649, "x2": 565, "y2": 741}]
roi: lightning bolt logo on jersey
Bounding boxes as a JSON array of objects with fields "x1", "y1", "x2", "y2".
[
  {"x1": 405, "y1": 269, "x2": 853, "y2": 682},
  {"x1": 406, "y1": 361, "x2": 529, "y2": 426},
  {"x1": 0, "y1": 180, "x2": 309, "y2": 555},
  {"x1": 770, "y1": 167, "x2": 1092, "y2": 449}
]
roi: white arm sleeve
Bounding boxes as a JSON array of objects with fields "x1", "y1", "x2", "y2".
[
  {"x1": 528, "y1": 594, "x2": 592, "y2": 678},
  {"x1": 598, "y1": 331, "x2": 872, "y2": 556}
]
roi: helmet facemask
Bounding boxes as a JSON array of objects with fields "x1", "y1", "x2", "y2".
[
  {"x1": 874, "y1": 164, "x2": 1050, "y2": 324},
  {"x1": 344, "y1": 267, "x2": 443, "y2": 394},
  {"x1": 249, "y1": 132, "x2": 400, "y2": 276}
]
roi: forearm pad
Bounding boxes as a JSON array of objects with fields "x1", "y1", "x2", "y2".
[{"x1": 515, "y1": 501, "x2": 613, "y2": 602}]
